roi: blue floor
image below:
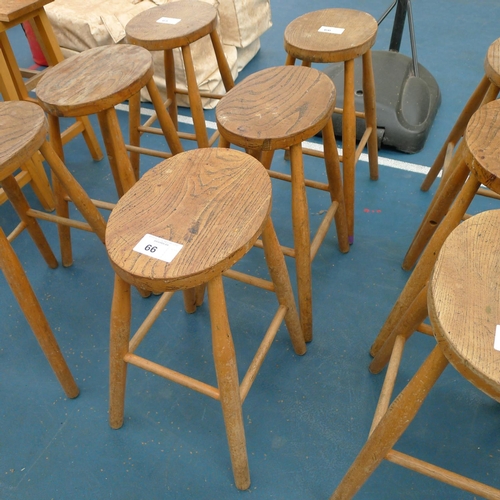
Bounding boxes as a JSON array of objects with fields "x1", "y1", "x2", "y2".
[{"x1": 2, "y1": 1, "x2": 500, "y2": 498}]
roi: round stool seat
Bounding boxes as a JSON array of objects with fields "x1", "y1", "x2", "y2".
[
  {"x1": 36, "y1": 44, "x2": 154, "y2": 117},
  {"x1": 125, "y1": 0, "x2": 217, "y2": 51},
  {"x1": 484, "y1": 38, "x2": 500, "y2": 88},
  {"x1": 216, "y1": 65, "x2": 336, "y2": 150},
  {"x1": 106, "y1": 148, "x2": 272, "y2": 293},
  {"x1": 464, "y1": 99, "x2": 500, "y2": 192},
  {"x1": 0, "y1": 101, "x2": 47, "y2": 174},
  {"x1": 284, "y1": 8, "x2": 377, "y2": 64},
  {"x1": 429, "y1": 209, "x2": 500, "y2": 401}
]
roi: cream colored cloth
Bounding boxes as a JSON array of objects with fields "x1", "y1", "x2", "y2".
[{"x1": 44, "y1": 0, "x2": 271, "y2": 107}]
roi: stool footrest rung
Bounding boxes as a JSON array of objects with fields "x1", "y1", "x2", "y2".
[
  {"x1": 124, "y1": 352, "x2": 221, "y2": 400},
  {"x1": 386, "y1": 449, "x2": 500, "y2": 499},
  {"x1": 223, "y1": 268, "x2": 275, "y2": 292},
  {"x1": 126, "y1": 144, "x2": 173, "y2": 160},
  {"x1": 240, "y1": 305, "x2": 288, "y2": 403},
  {"x1": 267, "y1": 169, "x2": 330, "y2": 192},
  {"x1": 310, "y1": 200, "x2": 339, "y2": 261},
  {"x1": 27, "y1": 208, "x2": 93, "y2": 232}
]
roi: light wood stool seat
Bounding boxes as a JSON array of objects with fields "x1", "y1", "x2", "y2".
[
  {"x1": 106, "y1": 147, "x2": 306, "y2": 490},
  {"x1": 0, "y1": 100, "x2": 82, "y2": 399},
  {"x1": 125, "y1": 0, "x2": 234, "y2": 172},
  {"x1": 284, "y1": 8, "x2": 379, "y2": 243},
  {"x1": 35, "y1": 43, "x2": 183, "y2": 266},
  {"x1": 216, "y1": 64, "x2": 349, "y2": 342},
  {"x1": 369, "y1": 99, "x2": 500, "y2": 376},
  {"x1": 330, "y1": 209, "x2": 500, "y2": 499},
  {"x1": 0, "y1": 0, "x2": 103, "y2": 165},
  {"x1": 403, "y1": 37, "x2": 500, "y2": 270}
]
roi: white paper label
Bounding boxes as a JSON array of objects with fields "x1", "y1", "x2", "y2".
[
  {"x1": 156, "y1": 17, "x2": 181, "y2": 25},
  {"x1": 133, "y1": 234, "x2": 183, "y2": 263},
  {"x1": 318, "y1": 26, "x2": 345, "y2": 34},
  {"x1": 494, "y1": 325, "x2": 500, "y2": 351}
]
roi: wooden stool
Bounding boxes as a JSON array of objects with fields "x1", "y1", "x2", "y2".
[
  {"x1": 216, "y1": 65, "x2": 349, "y2": 342},
  {"x1": 369, "y1": 99, "x2": 500, "y2": 370},
  {"x1": 284, "y1": 8, "x2": 379, "y2": 243},
  {"x1": 403, "y1": 37, "x2": 500, "y2": 270},
  {"x1": 35, "y1": 43, "x2": 183, "y2": 265},
  {"x1": 0, "y1": 100, "x2": 85, "y2": 399},
  {"x1": 125, "y1": 0, "x2": 235, "y2": 172},
  {"x1": 0, "y1": 0, "x2": 103, "y2": 162},
  {"x1": 0, "y1": 100, "x2": 106, "y2": 264},
  {"x1": 106, "y1": 148, "x2": 306, "y2": 490},
  {"x1": 330, "y1": 209, "x2": 500, "y2": 500}
]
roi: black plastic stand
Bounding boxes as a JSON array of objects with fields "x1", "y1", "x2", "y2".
[{"x1": 323, "y1": 0, "x2": 441, "y2": 153}]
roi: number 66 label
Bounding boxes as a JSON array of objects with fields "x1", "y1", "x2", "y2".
[{"x1": 133, "y1": 234, "x2": 183, "y2": 263}]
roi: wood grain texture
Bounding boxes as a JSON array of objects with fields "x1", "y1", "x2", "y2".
[
  {"x1": 36, "y1": 44, "x2": 154, "y2": 117},
  {"x1": 125, "y1": 0, "x2": 217, "y2": 51},
  {"x1": 484, "y1": 37, "x2": 500, "y2": 88},
  {"x1": 216, "y1": 65, "x2": 336, "y2": 150},
  {"x1": 106, "y1": 148, "x2": 271, "y2": 292},
  {"x1": 429, "y1": 209, "x2": 500, "y2": 402},
  {"x1": 284, "y1": 8, "x2": 377, "y2": 64},
  {"x1": 464, "y1": 99, "x2": 500, "y2": 192},
  {"x1": 0, "y1": 0, "x2": 52, "y2": 23},
  {"x1": 0, "y1": 101, "x2": 47, "y2": 174}
]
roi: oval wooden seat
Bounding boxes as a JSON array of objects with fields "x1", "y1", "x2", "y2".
[
  {"x1": 216, "y1": 64, "x2": 349, "y2": 342},
  {"x1": 0, "y1": 100, "x2": 47, "y2": 175},
  {"x1": 106, "y1": 148, "x2": 273, "y2": 293},
  {"x1": 36, "y1": 44, "x2": 154, "y2": 117},
  {"x1": 404, "y1": 38, "x2": 500, "y2": 270},
  {"x1": 330, "y1": 210, "x2": 500, "y2": 499},
  {"x1": 106, "y1": 147, "x2": 305, "y2": 490},
  {"x1": 216, "y1": 65, "x2": 337, "y2": 150},
  {"x1": 284, "y1": 8, "x2": 379, "y2": 244},
  {"x1": 284, "y1": 8, "x2": 378, "y2": 64},
  {"x1": 430, "y1": 209, "x2": 500, "y2": 400},
  {"x1": 125, "y1": 0, "x2": 218, "y2": 51}
]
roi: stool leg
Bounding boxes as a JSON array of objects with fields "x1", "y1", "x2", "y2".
[
  {"x1": 362, "y1": 50, "x2": 379, "y2": 181},
  {"x1": 128, "y1": 92, "x2": 142, "y2": 180},
  {"x1": 97, "y1": 108, "x2": 137, "y2": 196},
  {"x1": 0, "y1": 175, "x2": 58, "y2": 269},
  {"x1": 330, "y1": 345, "x2": 448, "y2": 500},
  {"x1": 370, "y1": 174, "x2": 480, "y2": 357},
  {"x1": 261, "y1": 217, "x2": 306, "y2": 354},
  {"x1": 209, "y1": 30, "x2": 235, "y2": 91},
  {"x1": 369, "y1": 284, "x2": 428, "y2": 374},
  {"x1": 420, "y1": 75, "x2": 493, "y2": 192},
  {"x1": 164, "y1": 49, "x2": 178, "y2": 128},
  {"x1": 322, "y1": 119, "x2": 350, "y2": 253},
  {"x1": 0, "y1": 227, "x2": 79, "y2": 398},
  {"x1": 39, "y1": 140, "x2": 107, "y2": 243},
  {"x1": 289, "y1": 142, "x2": 313, "y2": 342},
  {"x1": 402, "y1": 146, "x2": 469, "y2": 271},
  {"x1": 0, "y1": 32, "x2": 29, "y2": 99},
  {"x1": 342, "y1": 59, "x2": 357, "y2": 244},
  {"x1": 25, "y1": 154, "x2": 56, "y2": 211},
  {"x1": 181, "y1": 44, "x2": 209, "y2": 148},
  {"x1": 146, "y1": 78, "x2": 184, "y2": 155},
  {"x1": 47, "y1": 114, "x2": 73, "y2": 266},
  {"x1": 208, "y1": 275, "x2": 250, "y2": 490},
  {"x1": 109, "y1": 274, "x2": 132, "y2": 429}
]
